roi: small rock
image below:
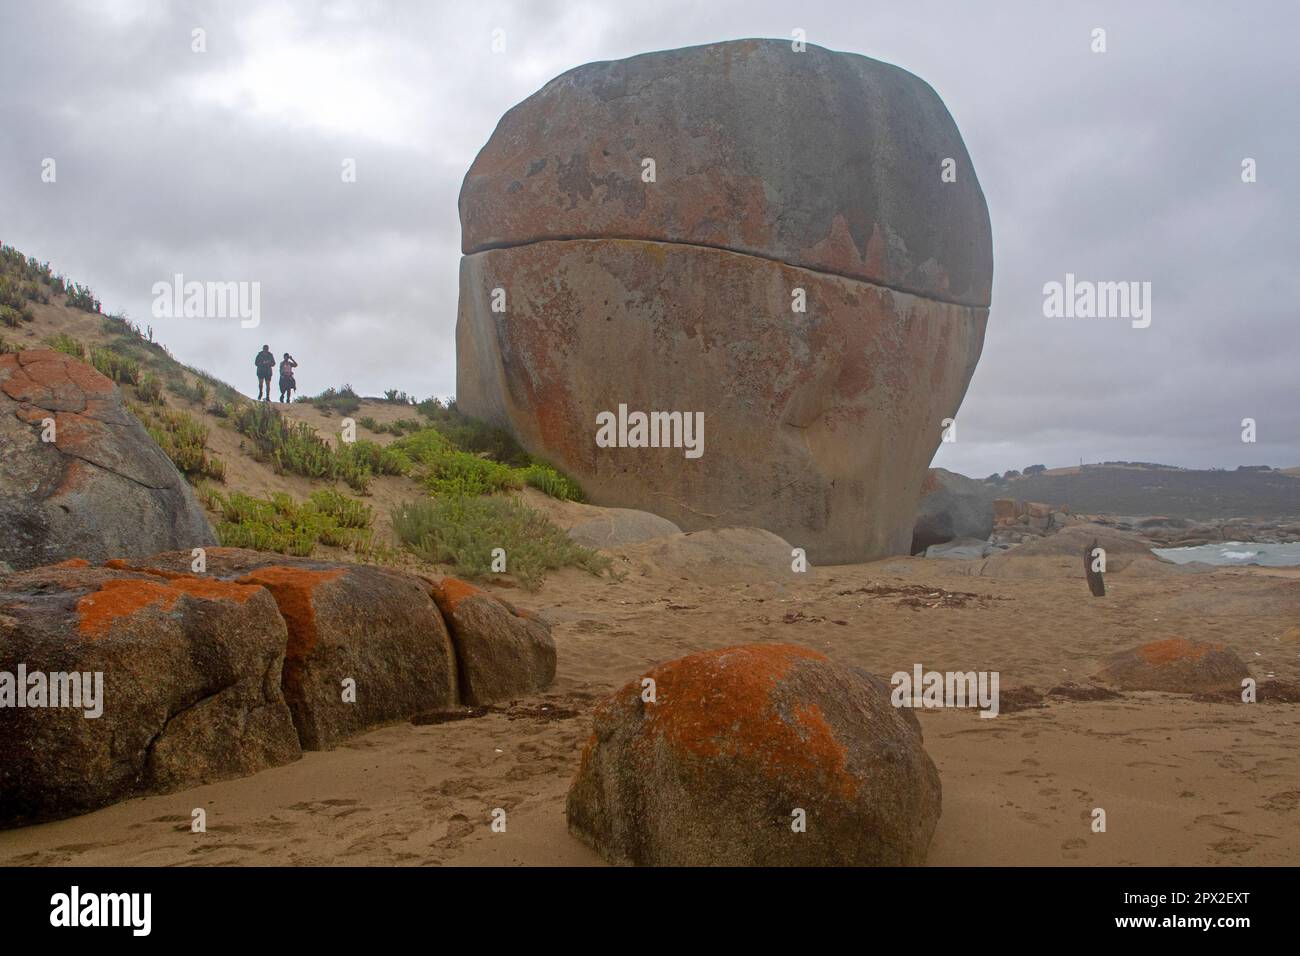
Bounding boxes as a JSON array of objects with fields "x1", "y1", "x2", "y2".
[{"x1": 1093, "y1": 638, "x2": 1249, "y2": 694}]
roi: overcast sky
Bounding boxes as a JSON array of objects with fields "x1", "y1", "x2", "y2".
[{"x1": 1, "y1": 0, "x2": 1295, "y2": 476}]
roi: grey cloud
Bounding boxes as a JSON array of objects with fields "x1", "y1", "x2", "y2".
[{"x1": 1, "y1": 0, "x2": 1295, "y2": 476}]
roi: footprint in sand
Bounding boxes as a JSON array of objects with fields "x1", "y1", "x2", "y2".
[
  {"x1": 287, "y1": 798, "x2": 365, "y2": 819},
  {"x1": 1261, "y1": 791, "x2": 1300, "y2": 812},
  {"x1": 252, "y1": 819, "x2": 296, "y2": 832},
  {"x1": 439, "y1": 776, "x2": 487, "y2": 797},
  {"x1": 1209, "y1": 836, "x2": 1256, "y2": 856},
  {"x1": 1060, "y1": 837, "x2": 1088, "y2": 859},
  {"x1": 189, "y1": 843, "x2": 259, "y2": 855},
  {"x1": 432, "y1": 813, "x2": 476, "y2": 850}
]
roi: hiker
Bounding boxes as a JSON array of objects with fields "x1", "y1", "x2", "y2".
[
  {"x1": 278, "y1": 352, "x2": 298, "y2": 404},
  {"x1": 255, "y1": 345, "x2": 275, "y2": 401}
]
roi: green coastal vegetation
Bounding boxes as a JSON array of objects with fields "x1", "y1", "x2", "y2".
[{"x1": 4, "y1": 241, "x2": 610, "y2": 587}]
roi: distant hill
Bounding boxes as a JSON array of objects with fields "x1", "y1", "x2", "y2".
[{"x1": 985, "y1": 464, "x2": 1300, "y2": 520}]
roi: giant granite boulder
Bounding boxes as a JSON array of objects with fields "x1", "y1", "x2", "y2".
[
  {"x1": 566, "y1": 644, "x2": 941, "y2": 866},
  {"x1": 0, "y1": 350, "x2": 216, "y2": 571},
  {"x1": 457, "y1": 39, "x2": 993, "y2": 563},
  {"x1": 0, "y1": 562, "x2": 301, "y2": 827}
]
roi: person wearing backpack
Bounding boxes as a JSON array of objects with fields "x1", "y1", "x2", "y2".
[{"x1": 254, "y1": 345, "x2": 275, "y2": 401}]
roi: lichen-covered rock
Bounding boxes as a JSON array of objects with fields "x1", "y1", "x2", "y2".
[
  {"x1": 459, "y1": 242, "x2": 985, "y2": 563},
  {"x1": 0, "y1": 564, "x2": 300, "y2": 827},
  {"x1": 566, "y1": 644, "x2": 941, "y2": 866},
  {"x1": 0, "y1": 350, "x2": 216, "y2": 571},
  {"x1": 460, "y1": 39, "x2": 991, "y2": 305},
  {"x1": 109, "y1": 549, "x2": 459, "y2": 749},
  {"x1": 1093, "y1": 638, "x2": 1250, "y2": 695},
  {"x1": 427, "y1": 577, "x2": 555, "y2": 705},
  {"x1": 457, "y1": 41, "x2": 992, "y2": 563}
]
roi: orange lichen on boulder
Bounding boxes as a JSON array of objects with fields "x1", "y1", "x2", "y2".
[
  {"x1": 234, "y1": 566, "x2": 344, "y2": 695},
  {"x1": 104, "y1": 559, "x2": 194, "y2": 581},
  {"x1": 50, "y1": 558, "x2": 90, "y2": 569},
  {"x1": 428, "y1": 576, "x2": 534, "y2": 622},
  {"x1": 567, "y1": 642, "x2": 941, "y2": 865},
  {"x1": 622, "y1": 643, "x2": 856, "y2": 799},
  {"x1": 0, "y1": 349, "x2": 113, "y2": 408},
  {"x1": 1093, "y1": 637, "x2": 1248, "y2": 694},
  {"x1": 1138, "y1": 637, "x2": 1216, "y2": 665},
  {"x1": 76, "y1": 575, "x2": 262, "y2": 638},
  {"x1": 427, "y1": 576, "x2": 483, "y2": 617}
]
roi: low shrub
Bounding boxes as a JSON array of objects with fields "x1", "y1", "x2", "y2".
[
  {"x1": 308, "y1": 488, "x2": 373, "y2": 529},
  {"x1": 135, "y1": 372, "x2": 164, "y2": 405},
  {"x1": 0, "y1": 303, "x2": 32, "y2": 328},
  {"x1": 168, "y1": 377, "x2": 208, "y2": 405},
  {"x1": 233, "y1": 402, "x2": 337, "y2": 478},
  {"x1": 64, "y1": 282, "x2": 101, "y2": 314},
  {"x1": 231, "y1": 401, "x2": 387, "y2": 493},
  {"x1": 521, "y1": 462, "x2": 585, "y2": 502},
  {"x1": 391, "y1": 495, "x2": 611, "y2": 589},
  {"x1": 44, "y1": 333, "x2": 84, "y2": 359},
  {"x1": 213, "y1": 489, "x2": 374, "y2": 557},
  {"x1": 129, "y1": 401, "x2": 224, "y2": 482},
  {"x1": 299, "y1": 384, "x2": 362, "y2": 416},
  {"x1": 89, "y1": 346, "x2": 140, "y2": 384}
]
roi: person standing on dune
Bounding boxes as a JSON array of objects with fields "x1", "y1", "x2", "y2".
[
  {"x1": 255, "y1": 344, "x2": 275, "y2": 401},
  {"x1": 278, "y1": 352, "x2": 298, "y2": 404}
]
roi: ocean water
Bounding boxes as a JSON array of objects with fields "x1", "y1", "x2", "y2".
[{"x1": 1152, "y1": 541, "x2": 1300, "y2": 567}]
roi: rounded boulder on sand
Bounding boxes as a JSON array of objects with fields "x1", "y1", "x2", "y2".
[{"x1": 566, "y1": 643, "x2": 941, "y2": 866}]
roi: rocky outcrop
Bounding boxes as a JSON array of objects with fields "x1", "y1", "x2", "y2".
[
  {"x1": 911, "y1": 468, "x2": 994, "y2": 553},
  {"x1": 1092, "y1": 638, "x2": 1249, "y2": 695},
  {"x1": 428, "y1": 577, "x2": 555, "y2": 705},
  {"x1": 922, "y1": 537, "x2": 993, "y2": 560},
  {"x1": 0, "y1": 563, "x2": 301, "y2": 827},
  {"x1": 990, "y1": 497, "x2": 1075, "y2": 546},
  {"x1": 1098, "y1": 514, "x2": 1300, "y2": 549},
  {"x1": 566, "y1": 644, "x2": 941, "y2": 866},
  {"x1": 565, "y1": 508, "x2": 680, "y2": 550},
  {"x1": 962, "y1": 524, "x2": 1171, "y2": 579},
  {"x1": 2, "y1": 549, "x2": 558, "y2": 825},
  {"x1": 457, "y1": 40, "x2": 992, "y2": 564},
  {"x1": 0, "y1": 350, "x2": 216, "y2": 571},
  {"x1": 107, "y1": 549, "x2": 460, "y2": 749},
  {"x1": 616, "y1": 527, "x2": 805, "y2": 584}
]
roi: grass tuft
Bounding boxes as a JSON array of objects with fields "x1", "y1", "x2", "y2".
[
  {"x1": 89, "y1": 346, "x2": 140, "y2": 384},
  {"x1": 392, "y1": 496, "x2": 610, "y2": 589},
  {"x1": 211, "y1": 489, "x2": 374, "y2": 557},
  {"x1": 43, "y1": 332, "x2": 85, "y2": 359}
]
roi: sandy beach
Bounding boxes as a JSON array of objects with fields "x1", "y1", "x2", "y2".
[{"x1": 3, "y1": 552, "x2": 1296, "y2": 867}]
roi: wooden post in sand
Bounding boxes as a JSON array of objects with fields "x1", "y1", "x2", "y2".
[{"x1": 1085, "y1": 538, "x2": 1106, "y2": 597}]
